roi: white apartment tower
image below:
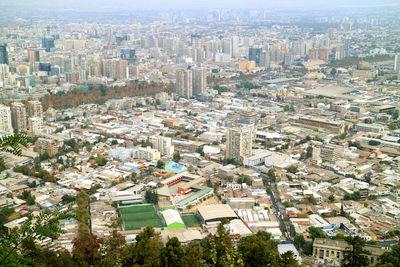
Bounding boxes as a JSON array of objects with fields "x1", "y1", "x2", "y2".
[
  {"x1": 151, "y1": 136, "x2": 174, "y2": 156},
  {"x1": 226, "y1": 126, "x2": 253, "y2": 163},
  {"x1": 176, "y1": 69, "x2": 193, "y2": 98},
  {"x1": 0, "y1": 104, "x2": 13, "y2": 135},
  {"x1": 28, "y1": 117, "x2": 43, "y2": 136}
]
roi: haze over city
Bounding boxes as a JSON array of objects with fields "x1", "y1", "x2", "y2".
[{"x1": 0, "y1": 0, "x2": 399, "y2": 266}]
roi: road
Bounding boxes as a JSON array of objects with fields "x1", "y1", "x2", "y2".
[{"x1": 253, "y1": 167, "x2": 292, "y2": 242}]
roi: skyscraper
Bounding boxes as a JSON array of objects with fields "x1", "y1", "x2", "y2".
[
  {"x1": 231, "y1": 36, "x2": 239, "y2": 58},
  {"x1": 0, "y1": 104, "x2": 13, "y2": 135},
  {"x1": 0, "y1": 44, "x2": 9, "y2": 65},
  {"x1": 394, "y1": 54, "x2": 400, "y2": 73},
  {"x1": 249, "y1": 48, "x2": 262, "y2": 65},
  {"x1": 42, "y1": 37, "x2": 55, "y2": 52},
  {"x1": 226, "y1": 126, "x2": 253, "y2": 163},
  {"x1": 344, "y1": 39, "x2": 351, "y2": 58},
  {"x1": 176, "y1": 69, "x2": 193, "y2": 98},
  {"x1": 192, "y1": 67, "x2": 206, "y2": 96},
  {"x1": 27, "y1": 49, "x2": 40, "y2": 63},
  {"x1": 11, "y1": 102, "x2": 27, "y2": 133}
]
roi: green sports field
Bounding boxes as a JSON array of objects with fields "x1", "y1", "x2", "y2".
[
  {"x1": 118, "y1": 204, "x2": 163, "y2": 230},
  {"x1": 181, "y1": 213, "x2": 200, "y2": 227}
]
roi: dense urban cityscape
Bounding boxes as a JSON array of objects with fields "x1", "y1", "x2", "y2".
[{"x1": 0, "y1": 1, "x2": 400, "y2": 266}]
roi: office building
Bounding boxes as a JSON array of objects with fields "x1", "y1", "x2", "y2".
[
  {"x1": 176, "y1": 69, "x2": 193, "y2": 98},
  {"x1": 0, "y1": 104, "x2": 13, "y2": 135},
  {"x1": 226, "y1": 126, "x2": 253, "y2": 163},
  {"x1": 0, "y1": 44, "x2": 8, "y2": 65},
  {"x1": 27, "y1": 100, "x2": 43, "y2": 118},
  {"x1": 151, "y1": 136, "x2": 174, "y2": 156},
  {"x1": 28, "y1": 117, "x2": 43, "y2": 136},
  {"x1": 27, "y1": 49, "x2": 40, "y2": 63},
  {"x1": 249, "y1": 47, "x2": 262, "y2": 65},
  {"x1": 11, "y1": 102, "x2": 27, "y2": 133},
  {"x1": 42, "y1": 37, "x2": 55, "y2": 52},
  {"x1": 192, "y1": 67, "x2": 206, "y2": 96}
]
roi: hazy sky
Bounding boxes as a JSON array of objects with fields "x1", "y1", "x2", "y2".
[{"x1": 1, "y1": 0, "x2": 399, "y2": 10}]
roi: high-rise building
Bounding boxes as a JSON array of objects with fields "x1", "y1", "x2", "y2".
[
  {"x1": 260, "y1": 50, "x2": 271, "y2": 68},
  {"x1": 42, "y1": 37, "x2": 55, "y2": 52},
  {"x1": 151, "y1": 136, "x2": 174, "y2": 156},
  {"x1": 192, "y1": 67, "x2": 206, "y2": 96},
  {"x1": 231, "y1": 36, "x2": 239, "y2": 58},
  {"x1": 27, "y1": 100, "x2": 43, "y2": 118},
  {"x1": 27, "y1": 49, "x2": 40, "y2": 63},
  {"x1": 249, "y1": 48, "x2": 262, "y2": 65},
  {"x1": 28, "y1": 117, "x2": 42, "y2": 136},
  {"x1": 226, "y1": 126, "x2": 253, "y2": 163},
  {"x1": 394, "y1": 54, "x2": 400, "y2": 73},
  {"x1": 335, "y1": 44, "x2": 345, "y2": 60},
  {"x1": 11, "y1": 102, "x2": 27, "y2": 133},
  {"x1": 319, "y1": 47, "x2": 329, "y2": 61},
  {"x1": 308, "y1": 47, "x2": 319, "y2": 61},
  {"x1": 176, "y1": 69, "x2": 193, "y2": 98},
  {"x1": 0, "y1": 44, "x2": 9, "y2": 65},
  {"x1": 0, "y1": 104, "x2": 13, "y2": 135},
  {"x1": 344, "y1": 39, "x2": 351, "y2": 58}
]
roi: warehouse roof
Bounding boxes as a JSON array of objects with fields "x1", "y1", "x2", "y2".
[{"x1": 197, "y1": 204, "x2": 238, "y2": 222}]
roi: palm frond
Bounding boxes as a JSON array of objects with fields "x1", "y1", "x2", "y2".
[{"x1": 0, "y1": 134, "x2": 29, "y2": 156}]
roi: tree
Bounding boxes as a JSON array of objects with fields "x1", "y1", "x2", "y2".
[
  {"x1": 161, "y1": 237, "x2": 184, "y2": 267},
  {"x1": 0, "y1": 207, "x2": 73, "y2": 266},
  {"x1": 285, "y1": 165, "x2": 298, "y2": 174},
  {"x1": 62, "y1": 194, "x2": 76, "y2": 204},
  {"x1": 157, "y1": 160, "x2": 165, "y2": 169},
  {"x1": 173, "y1": 152, "x2": 181, "y2": 163},
  {"x1": 267, "y1": 168, "x2": 277, "y2": 182},
  {"x1": 308, "y1": 226, "x2": 326, "y2": 240},
  {"x1": 145, "y1": 189, "x2": 158, "y2": 204},
  {"x1": 18, "y1": 190, "x2": 36, "y2": 205},
  {"x1": 72, "y1": 233, "x2": 101, "y2": 266},
  {"x1": 294, "y1": 235, "x2": 306, "y2": 250},
  {"x1": 133, "y1": 226, "x2": 163, "y2": 266},
  {"x1": 377, "y1": 244, "x2": 400, "y2": 267},
  {"x1": 95, "y1": 155, "x2": 108, "y2": 166},
  {"x1": 111, "y1": 139, "x2": 118, "y2": 146},
  {"x1": 239, "y1": 231, "x2": 280, "y2": 267},
  {"x1": 341, "y1": 236, "x2": 371, "y2": 267},
  {"x1": 188, "y1": 165, "x2": 194, "y2": 173},
  {"x1": 179, "y1": 241, "x2": 204, "y2": 267},
  {"x1": 328, "y1": 194, "x2": 336, "y2": 203},
  {"x1": 202, "y1": 221, "x2": 243, "y2": 266},
  {"x1": 280, "y1": 251, "x2": 300, "y2": 266}
]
